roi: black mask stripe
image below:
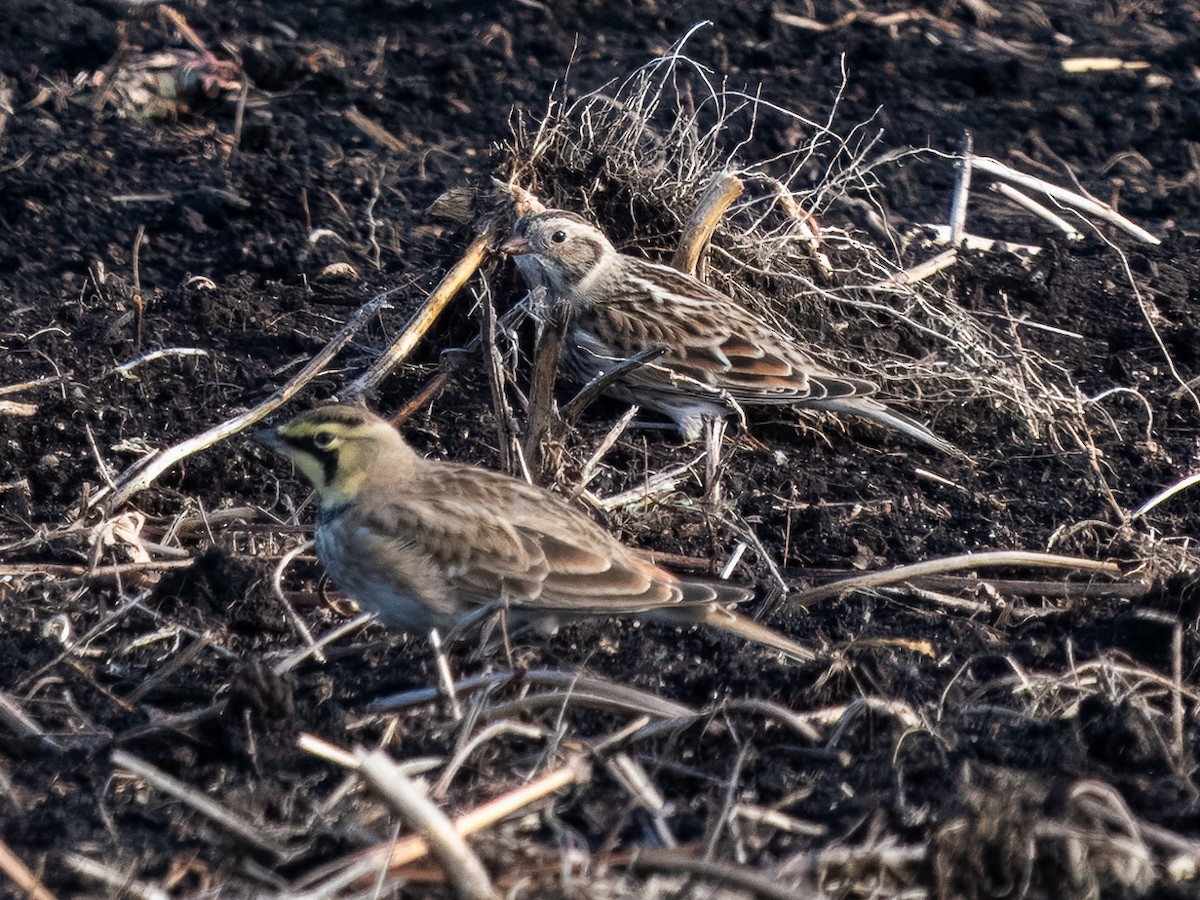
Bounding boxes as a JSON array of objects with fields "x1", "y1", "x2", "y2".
[{"x1": 281, "y1": 433, "x2": 339, "y2": 485}]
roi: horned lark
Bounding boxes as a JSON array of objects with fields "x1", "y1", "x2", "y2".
[
  {"x1": 259, "y1": 404, "x2": 814, "y2": 661},
  {"x1": 502, "y1": 210, "x2": 958, "y2": 455}
]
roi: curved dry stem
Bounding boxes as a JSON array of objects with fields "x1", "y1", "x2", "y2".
[
  {"x1": 792, "y1": 550, "x2": 1123, "y2": 608},
  {"x1": 367, "y1": 668, "x2": 699, "y2": 721},
  {"x1": 95, "y1": 286, "x2": 400, "y2": 513},
  {"x1": 355, "y1": 748, "x2": 498, "y2": 900},
  {"x1": 1135, "y1": 472, "x2": 1200, "y2": 519}
]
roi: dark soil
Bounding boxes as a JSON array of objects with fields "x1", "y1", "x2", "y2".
[{"x1": 2, "y1": 0, "x2": 1199, "y2": 896}]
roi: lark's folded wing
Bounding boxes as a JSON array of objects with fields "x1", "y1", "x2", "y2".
[{"x1": 381, "y1": 463, "x2": 736, "y2": 615}]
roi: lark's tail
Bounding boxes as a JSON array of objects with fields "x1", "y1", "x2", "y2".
[{"x1": 653, "y1": 604, "x2": 816, "y2": 663}]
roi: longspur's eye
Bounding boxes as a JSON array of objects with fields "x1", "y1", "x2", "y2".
[
  {"x1": 550, "y1": 230, "x2": 567, "y2": 244},
  {"x1": 313, "y1": 431, "x2": 335, "y2": 449}
]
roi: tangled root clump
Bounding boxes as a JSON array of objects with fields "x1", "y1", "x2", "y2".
[{"x1": 499, "y1": 30, "x2": 1091, "y2": 448}]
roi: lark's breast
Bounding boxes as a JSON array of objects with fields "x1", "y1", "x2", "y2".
[{"x1": 314, "y1": 517, "x2": 445, "y2": 633}]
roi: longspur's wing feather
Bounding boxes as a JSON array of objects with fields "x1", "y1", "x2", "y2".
[
  {"x1": 581, "y1": 257, "x2": 877, "y2": 406},
  {"x1": 513, "y1": 210, "x2": 958, "y2": 454}
]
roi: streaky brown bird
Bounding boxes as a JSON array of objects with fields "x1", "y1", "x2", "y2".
[
  {"x1": 259, "y1": 404, "x2": 814, "y2": 661},
  {"x1": 503, "y1": 210, "x2": 960, "y2": 456}
]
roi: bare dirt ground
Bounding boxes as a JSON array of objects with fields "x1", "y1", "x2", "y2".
[{"x1": 2, "y1": 0, "x2": 1200, "y2": 896}]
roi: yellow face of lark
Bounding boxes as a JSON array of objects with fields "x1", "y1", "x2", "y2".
[{"x1": 266, "y1": 407, "x2": 381, "y2": 506}]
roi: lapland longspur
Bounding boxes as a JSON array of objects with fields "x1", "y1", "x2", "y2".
[{"x1": 503, "y1": 210, "x2": 958, "y2": 456}]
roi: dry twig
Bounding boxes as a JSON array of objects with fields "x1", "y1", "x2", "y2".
[
  {"x1": 522, "y1": 287, "x2": 567, "y2": 477},
  {"x1": 971, "y1": 155, "x2": 1160, "y2": 244},
  {"x1": 0, "y1": 837, "x2": 55, "y2": 900},
  {"x1": 355, "y1": 748, "x2": 498, "y2": 900},
  {"x1": 793, "y1": 551, "x2": 1123, "y2": 607},
  {"x1": 112, "y1": 750, "x2": 290, "y2": 860},
  {"x1": 61, "y1": 853, "x2": 166, "y2": 900},
  {"x1": 671, "y1": 170, "x2": 744, "y2": 276},
  {"x1": 296, "y1": 756, "x2": 589, "y2": 893},
  {"x1": 347, "y1": 230, "x2": 495, "y2": 399},
  {"x1": 630, "y1": 848, "x2": 801, "y2": 900},
  {"x1": 368, "y1": 668, "x2": 698, "y2": 721},
  {"x1": 96, "y1": 286, "x2": 401, "y2": 512}
]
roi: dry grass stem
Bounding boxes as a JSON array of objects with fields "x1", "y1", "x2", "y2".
[
  {"x1": 992, "y1": 182, "x2": 1084, "y2": 239},
  {"x1": 775, "y1": 841, "x2": 926, "y2": 888},
  {"x1": 96, "y1": 285, "x2": 401, "y2": 512},
  {"x1": 61, "y1": 852, "x2": 166, "y2": 900},
  {"x1": 521, "y1": 286, "x2": 566, "y2": 475},
  {"x1": 355, "y1": 748, "x2": 498, "y2": 900},
  {"x1": 297, "y1": 732, "x2": 362, "y2": 770},
  {"x1": 971, "y1": 155, "x2": 1160, "y2": 244},
  {"x1": 570, "y1": 405, "x2": 639, "y2": 500},
  {"x1": 123, "y1": 632, "x2": 211, "y2": 705},
  {"x1": 430, "y1": 627, "x2": 464, "y2": 721},
  {"x1": 297, "y1": 732, "x2": 444, "y2": 778},
  {"x1": 922, "y1": 225, "x2": 1043, "y2": 255},
  {"x1": 0, "y1": 372, "x2": 65, "y2": 396},
  {"x1": 300, "y1": 757, "x2": 589, "y2": 892},
  {"x1": 271, "y1": 538, "x2": 323, "y2": 661},
  {"x1": 1133, "y1": 609, "x2": 1187, "y2": 763},
  {"x1": 0, "y1": 837, "x2": 55, "y2": 900},
  {"x1": 344, "y1": 105, "x2": 407, "y2": 153},
  {"x1": 368, "y1": 668, "x2": 699, "y2": 721},
  {"x1": 272, "y1": 612, "x2": 377, "y2": 676},
  {"x1": 432, "y1": 721, "x2": 547, "y2": 799},
  {"x1": 889, "y1": 248, "x2": 958, "y2": 285},
  {"x1": 479, "y1": 690, "x2": 686, "y2": 723},
  {"x1": 606, "y1": 752, "x2": 668, "y2": 817},
  {"x1": 112, "y1": 346, "x2": 208, "y2": 378},
  {"x1": 0, "y1": 559, "x2": 195, "y2": 583},
  {"x1": 948, "y1": 133, "x2": 972, "y2": 245},
  {"x1": 721, "y1": 698, "x2": 821, "y2": 742},
  {"x1": 158, "y1": 6, "x2": 210, "y2": 54},
  {"x1": 607, "y1": 752, "x2": 677, "y2": 848},
  {"x1": 1061, "y1": 57, "x2": 1150, "y2": 73},
  {"x1": 0, "y1": 74, "x2": 12, "y2": 144},
  {"x1": 347, "y1": 230, "x2": 494, "y2": 399},
  {"x1": 0, "y1": 691, "x2": 62, "y2": 750},
  {"x1": 559, "y1": 346, "x2": 666, "y2": 424},
  {"x1": 585, "y1": 454, "x2": 704, "y2": 512},
  {"x1": 629, "y1": 847, "x2": 801, "y2": 900},
  {"x1": 734, "y1": 803, "x2": 827, "y2": 837},
  {"x1": 892, "y1": 571, "x2": 1150, "y2": 600},
  {"x1": 478, "y1": 283, "x2": 520, "y2": 476},
  {"x1": 1134, "y1": 472, "x2": 1200, "y2": 518},
  {"x1": 112, "y1": 750, "x2": 290, "y2": 859},
  {"x1": 391, "y1": 301, "x2": 530, "y2": 427},
  {"x1": 671, "y1": 169, "x2": 744, "y2": 276},
  {"x1": 793, "y1": 550, "x2": 1123, "y2": 607}
]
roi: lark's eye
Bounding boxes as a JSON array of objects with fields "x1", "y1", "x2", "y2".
[
  {"x1": 550, "y1": 230, "x2": 568, "y2": 244},
  {"x1": 313, "y1": 431, "x2": 336, "y2": 450}
]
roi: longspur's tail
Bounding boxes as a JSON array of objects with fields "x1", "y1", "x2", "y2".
[{"x1": 817, "y1": 397, "x2": 966, "y2": 459}]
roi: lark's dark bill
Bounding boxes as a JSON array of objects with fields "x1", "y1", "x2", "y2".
[
  {"x1": 259, "y1": 404, "x2": 814, "y2": 661},
  {"x1": 504, "y1": 210, "x2": 961, "y2": 457}
]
